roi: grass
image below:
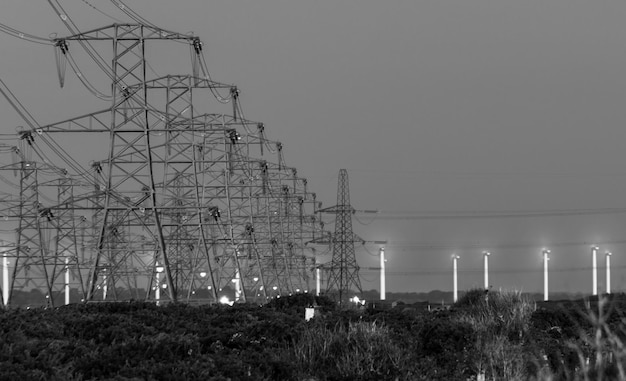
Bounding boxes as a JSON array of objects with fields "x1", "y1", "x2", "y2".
[
  {"x1": 455, "y1": 289, "x2": 536, "y2": 380},
  {"x1": 2, "y1": 292, "x2": 626, "y2": 380},
  {"x1": 292, "y1": 320, "x2": 412, "y2": 380}
]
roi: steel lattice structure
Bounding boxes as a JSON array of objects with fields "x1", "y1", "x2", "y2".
[
  {"x1": 324, "y1": 169, "x2": 363, "y2": 303},
  {"x1": 0, "y1": 22, "x2": 324, "y2": 307}
]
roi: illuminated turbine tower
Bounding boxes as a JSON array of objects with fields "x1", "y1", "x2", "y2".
[
  {"x1": 591, "y1": 246, "x2": 599, "y2": 296},
  {"x1": 452, "y1": 254, "x2": 459, "y2": 303},
  {"x1": 606, "y1": 251, "x2": 612, "y2": 294},
  {"x1": 380, "y1": 247, "x2": 386, "y2": 301},
  {"x1": 542, "y1": 249, "x2": 550, "y2": 301},
  {"x1": 483, "y1": 251, "x2": 490, "y2": 290}
]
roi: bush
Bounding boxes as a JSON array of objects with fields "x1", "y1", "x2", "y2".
[{"x1": 293, "y1": 319, "x2": 414, "y2": 380}]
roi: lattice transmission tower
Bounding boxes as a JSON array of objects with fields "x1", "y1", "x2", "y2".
[
  {"x1": 0, "y1": 6, "x2": 323, "y2": 307},
  {"x1": 323, "y1": 169, "x2": 363, "y2": 303}
]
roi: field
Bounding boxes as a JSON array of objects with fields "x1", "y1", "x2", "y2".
[{"x1": 1, "y1": 291, "x2": 626, "y2": 380}]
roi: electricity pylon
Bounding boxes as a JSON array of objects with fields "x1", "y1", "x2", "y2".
[
  {"x1": 322, "y1": 169, "x2": 363, "y2": 304},
  {"x1": 0, "y1": 20, "x2": 323, "y2": 306}
]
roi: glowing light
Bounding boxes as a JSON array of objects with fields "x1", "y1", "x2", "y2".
[
  {"x1": 200, "y1": 272, "x2": 207, "y2": 278},
  {"x1": 219, "y1": 296, "x2": 233, "y2": 306}
]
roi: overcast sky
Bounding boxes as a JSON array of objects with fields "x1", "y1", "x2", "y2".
[{"x1": 2, "y1": 0, "x2": 626, "y2": 295}]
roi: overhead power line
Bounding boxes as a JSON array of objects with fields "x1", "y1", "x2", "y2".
[{"x1": 372, "y1": 208, "x2": 626, "y2": 220}]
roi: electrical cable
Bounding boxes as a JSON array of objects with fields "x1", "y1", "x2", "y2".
[
  {"x1": 361, "y1": 264, "x2": 626, "y2": 277},
  {"x1": 383, "y1": 238, "x2": 626, "y2": 252},
  {"x1": 373, "y1": 208, "x2": 626, "y2": 220},
  {"x1": 0, "y1": 23, "x2": 53, "y2": 45},
  {"x1": 353, "y1": 212, "x2": 377, "y2": 226},
  {"x1": 65, "y1": 49, "x2": 112, "y2": 100},
  {"x1": 78, "y1": 0, "x2": 126, "y2": 23},
  {"x1": 48, "y1": 0, "x2": 115, "y2": 84},
  {"x1": 197, "y1": 48, "x2": 233, "y2": 104},
  {"x1": 109, "y1": 0, "x2": 159, "y2": 28}
]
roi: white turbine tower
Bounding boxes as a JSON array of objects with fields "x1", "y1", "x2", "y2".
[
  {"x1": 606, "y1": 251, "x2": 612, "y2": 294},
  {"x1": 591, "y1": 246, "x2": 599, "y2": 296},
  {"x1": 483, "y1": 251, "x2": 490, "y2": 290},
  {"x1": 543, "y1": 249, "x2": 550, "y2": 301},
  {"x1": 380, "y1": 247, "x2": 386, "y2": 301},
  {"x1": 64, "y1": 257, "x2": 70, "y2": 305},
  {"x1": 452, "y1": 254, "x2": 460, "y2": 303},
  {"x1": 2, "y1": 251, "x2": 8, "y2": 307},
  {"x1": 315, "y1": 266, "x2": 321, "y2": 297}
]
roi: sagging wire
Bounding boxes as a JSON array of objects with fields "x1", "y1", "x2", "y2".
[
  {"x1": 37, "y1": 134, "x2": 94, "y2": 183},
  {"x1": 361, "y1": 244, "x2": 382, "y2": 258},
  {"x1": 65, "y1": 46, "x2": 113, "y2": 100},
  {"x1": 255, "y1": 122, "x2": 276, "y2": 155},
  {"x1": 79, "y1": 0, "x2": 126, "y2": 23},
  {"x1": 195, "y1": 41, "x2": 233, "y2": 104},
  {"x1": 109, "y1": 0, "x2": 159, "y2": 29},
  {"x1": 48, "y1": 0, "x2": 116, "y2": 91},
  {"x1": 53, "y1": 38, "x2": 68, "y2": 88},
  {"x1": 276, "y1": 142, "x2": 286, "y2": 171},
  {"x1": 190, "y1": 42, "x2": 200, "y2": 83},
  {"x1": 373, "y1": 208, "x2": 626, "y2": 220},
  {"x1": 0, "y1": 172, "x2": 20, "y2": 189},
  {"x1": 353, "y1": 212, "x2": 378, "y2": 226},
  {"x1": 231, "y1": 92, "x2": 254, "y2": 135},
  {"x1": 0, "y1": 23, "x2": 53, "y2": 45},
  {"x1": 0, "y1": 79, "x2": 40, "y2": 131},
  {"x1": 0, "y1": 77, "x2": 95, "y2": 185}
]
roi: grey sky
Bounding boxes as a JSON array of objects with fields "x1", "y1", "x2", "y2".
[{"x1": 2, "y1": 0, "x2": 626, "y2": 294}]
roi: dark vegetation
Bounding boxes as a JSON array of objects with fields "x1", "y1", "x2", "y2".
[{"x1": 2, "y1": 291, "x2": 626, "y2": 380}]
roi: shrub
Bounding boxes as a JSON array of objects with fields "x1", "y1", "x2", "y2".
[{"x1": 292, "y1": 319, "x2": 415, "y2": 380}]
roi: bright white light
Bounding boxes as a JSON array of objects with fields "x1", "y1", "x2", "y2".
[
  {"x1": 162, "y1": 284, "x2": 167, "y2": 289},
  {"x1": 272, "y1": 286, "x2": 278, "y2": 290},
  {"x1": 200, "y1": 272, "x2": 207, "y2": 278},
  {"x1": 219, "y1": 296, "x2": 233, "y2": 306},
  {"x1": 207, "y1": 286, "x2": 212, "y2": 290},
  {"x1": 253, "y1": 277, "x2": 259, "y2": 282}
]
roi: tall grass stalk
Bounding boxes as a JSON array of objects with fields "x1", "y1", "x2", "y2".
[
  {"x1": 456, "y1": 289, "x2": 536, "y2": 380},
  {"x1": 292, "y1": 320, "x2": 410, "y2": 380}
]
